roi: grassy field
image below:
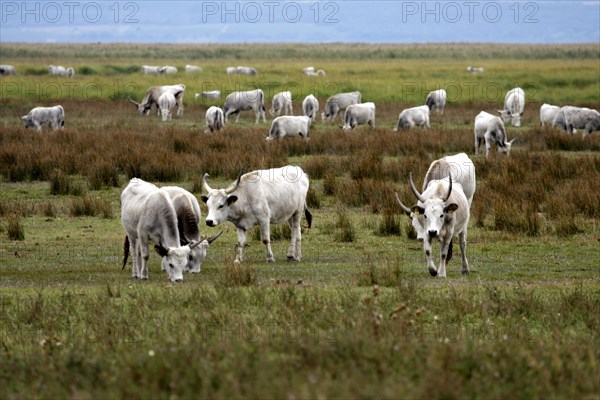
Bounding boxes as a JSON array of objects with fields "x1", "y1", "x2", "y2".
[{"x1": 0, "y1": 43, "x2": 599, "y2": 399}]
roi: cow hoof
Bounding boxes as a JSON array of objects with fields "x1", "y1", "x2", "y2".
[
  {"x1": 429, "y1": 269, "x2": 438, "y2": 277},
  {"x1": 287, "y1": 256, "x2": 299, "y2": 262},
  {"x1": 267, "y1": 259, "x2": 275, "y2": 264},
  {"x1": 461, "y1": 270, "x2": 470, "y2": 275}
]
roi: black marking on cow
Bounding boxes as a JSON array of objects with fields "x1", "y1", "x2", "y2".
[
  {"x1": 446, "y1": 240, "x2": 453, "y2": 263},
  {"x1": 122, "y1": 235, "x2": 130, "y2": 269}
]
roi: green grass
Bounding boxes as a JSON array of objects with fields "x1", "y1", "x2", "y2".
[{"x1": 0, "y1": 43, "x2": 599, "y2": 399}]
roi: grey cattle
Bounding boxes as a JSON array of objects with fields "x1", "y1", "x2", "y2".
[
  {"x1": 21, "y1": 105, "x2": 64, "y2": 132},
  {"x1": 394, "y1": 105, "x2": 430, "y2": 130},
  {"x1": 201, "y1": 166, "x2": 312, "y2": 263},
  {"x1": 267, "y1": 116, "x2": 311, "y2": 141},
  {"x1": 270, "y1": 91, "x2": 293, "y2": 116},
  {"x1": 158, "y1": 92, "x2": 176, "y2": 122},
  {"x1": 128, "y1": 84, "x2": 186, "y2": 117},
  {"x1": 303, "y1": 66, "x2": 325, "y2": 76},
  {"x1": 321, "y1": 91, "x2": 361, "y2": 123},
  {"x1": 342, "y1": 102, "x2": 376, "y2": 131},
  {"x1": 236, "y1": 66, "x2": 257, "y2": 75},
  {"x1": 223, "y1": 89, "x2": 266, "y2": 124},
  {"x1": 48, "y1": 65, "x2": 74, "y2": 78},
  {"x1": 0, "y1": 65, "x2": 16, "y2": 75},
  {"x1": 195, "y1": 90, "x2": 221, "y2": 101},
  {"x1": 540, "y1": 103, "x2": 561, "y2": 127},
  {"x1": 141, "y1": 65, "x2": 161, "y2": 75},
  {"x1": 205, "y1": 106, "x2": 224, "y2": 133},
  {"x1": 161, "y1": 186, "x2": 222, "y2": 273},
  {"x1": 467, "y1": 66, "x2": 484, "y2": 73},
  {"x1": 554, "y1": 106, "x2": 600, "y2": 137},
  {"x1": 498, "y1": 87, "x2": 525, "y2": 127},
  {"x1": 159, "y1": 66, "x2": 178, "y2": 74},
  {"x1": 425, "y1": 89, "x2": 447, "y2": 115},
  {"x1": 302, "y1": 94, "x2": 319, "y2": 122},
  {"x1": 474, "y1": 111, "x2": 514, "y2": 157},
  {"x1": 121, "y1": 178, "x2": 201, "y2": 282},
  {"x1": 185, "y1": 65, "x2": 202, "y2": 72}
]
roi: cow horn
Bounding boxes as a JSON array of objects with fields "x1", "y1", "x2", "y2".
[
  {"x1": 395, "y1": 192, "x2": 412, "y2": 215},
  {"x1": 225, "y1": 170, "x2": 243, "y2": 194},
  {"x1": 206, "y1": 231, "x2": 223, "y2": 244},
  {"x1": 188, "y1": 240, "x2": 201, "y2": 249},
  {"x1": 409, "y1": 173, "x2": 425, "y2": 203},
  {"x1": 127, "y1": 96, "x2": 140, "y2": 106},
  {"x1": 202, "y1": 173, "x2": 213, "y2": 193},
  {"x1": 443, "y1": 173, "x2": 453, "y2": 202}
]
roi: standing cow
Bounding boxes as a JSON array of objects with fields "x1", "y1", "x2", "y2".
[
  {"x1": 223, "y1": 89, "x2": 266, "y2": 124},
  {"x1": 205, "y1": 106, "x2": 225, "y2": 133},
  {"x1": 201, "y1": 166, "x2": 312, "y2": 263},
  {"x1": 270, "y1": 91, "x2": 293, "y2": 116},
  {"x1": 21, "y1": 105, "x2": 65, "y2": 132},
  {"x1": 321, "y1": 91, "x2": 361, "y2": 123},
  {"x1": 342, "y1": 102, "x2": 376, "y2": 131},
  {"x1": 158, "y1": 92, "x2": 176, "y2": 122},
  {"x1": 302, "y1": 94, "x2": 319, "y2": 122},
  {"x1": 498, "y1": 87, "x2": 525, "y2": 127},
  {"x1": 0, "y1": 65, "x2": 16, "y2": 75},
  {"x1": 394, "y1": 105, "x2": 430, "y2": 130},
  {"x1": 266, "y1": 116, "x2": 311, "y2": 141},
  {"x1": 474, "y1": 111, "x2": 515, "y2": 157},
  {"x1": 425, "y1": 89, "x2": 447, "y2": 115},
  {"x1": 540, "y1": 103, "x2": 561, "y2": 127},
  {"x1": 554, "y1": 106, "x2": 600, "y2": 137},
  {"x1": 128, "y1": 84, "x2": 186, "y2": 117}
]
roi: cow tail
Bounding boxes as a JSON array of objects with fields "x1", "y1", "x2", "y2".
[
  {"x1": 122, "y1": 235, "x2": 130, "y2": 270},
  {"x1": 260, "y1": 90, "x2": 266, "y2": 112},
  {"x1": 304, "y1": 204, "x2": 312, "y2": 229}
]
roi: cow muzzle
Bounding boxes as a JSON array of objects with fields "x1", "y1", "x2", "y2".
[
  {"x1": 206, "y1": 219, "x2": 215, "y2": 227},
  {"x1": 428, "y1": 230, "x2": 438, "y2": 239}
]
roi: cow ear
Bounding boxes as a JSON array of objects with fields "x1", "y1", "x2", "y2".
[
  {"x1": 201, "y1": 195, "x2": 209, "y2": 204},
  {"x1": 226, "y1": 195, "x2": 238, "y2": 206},
  {"x1": 411, "y1": 206, "x2": 425, "y2": 215},
  {"x1": 444, "y1": 204, "x2": 459, "y2": 214},
  {"x1": 154, "y1": 244, "x2": 169, "y2": 257}
]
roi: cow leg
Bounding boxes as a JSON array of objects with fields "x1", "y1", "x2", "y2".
[
  {"x1": 139, "y1": 240, "x2": 150, "y2": 280},
  {"x1": 235, "y1": 228, "x2": 247, "y2": 263},
  {"x1": 176, "y1": 99, "x2": 184, "y2": 117},
  {"x1": 438, "y1": 238, "x2": 451, "y2": 278},
  {"x1": 130, "y1": 237, "x2": 140, "y2": 279},
  {"x1": 424, "y1": 241, "x2": 437, "y2": 276},
  {"x1": 259, "y1": 222, "x2": 275, "y2": 263},
  {"x1": 474, "y1": 136, "x2": 479, "y2": 156},
  {"x1": 261, "y1": 108, "x2": 266, "y2": 123},
  {"x1": 287, "y1": 214, "x2": 302, "y2": 261},
  {"x1": 459, "y1": 231, "x2": 469, "y2": 274}
]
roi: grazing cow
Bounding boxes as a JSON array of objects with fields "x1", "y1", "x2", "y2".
[
  {"x1": 342, "y1": 102, "x2": 376, "y2": 131},
  {"x1": 21, "y1": 105, "x2": 65, "y2": 132},
  {"x1": 201, "y1": 166, "x2": 312, "y2": 263},
  {"x1": 474, "y1": 111, "x2": 515, "y2": 157},
  {"x1": 205, "y1": 106, "x2": 225, "y2": 133},
  {"x1": 302, "y1": 94, "x2": 319, "y2": 122},
  {"x1": 395, "y1": 171, "x2": 471, "y2": 278},
  {"x1": 467, "y1": 66, "x2": 484, "y2": 73},
  {"x1": 321, "y1": 91, "x2": 362, "y2": 123},
  {"x1": 303, "y1": 67, "x2": 325, "y2": 76},
  {"x1": 498, "y1": 87, "x2": 525, "y2": 127},
  {"x1": 121, "y1": 178, "x2": 201, "y2": 282},
  {"x1": 159, "y1": 66, "x2": 178, "y2": 74},
  {"x1": 394, "y1": 105, "x2": 430, "y2": 130},
  {"x1": 540, "y1": 103, "x2": 561, "y2": 127},
  {"x1": 425, "y1": 89, "x2": 447, "y2": 115},
  {"x1": 195, "y1": 90, "x2": 221, "y2": 101},
  {"x1": 128, "y1": 84, "x2": 186, "y2": 117},
  {"x1": 141, "y1": 65, "x2": 161, "y2": 75},
  {"x1": 48, "y1": 65, "x2": 74, "y2": 77},
  {"x1": 554, "y1": 106, "x2": 600, "y2": 137},
  {"x1": 267, "y1": 116, "x2": 311, "y2": 141},
  {"x1": 270, "y1": 91, "x2": 293, "y2": 116},
  {"x1": 161, "y1": 186, "x2": 222, "y2": 273},
  {"x1": 226, "y1": 66, "x2": 237, "y2": 75},
  {"x1": 0, "y1": 65, "x2": 16, "y2": 75},
  {"x1": 236, "y1": 66, "x2": 257, "y2": 75},
  {"x1": 158, "y1": 92, "x2": 176, "y2": 122},
  {"x1": 223, "y1": 89, "x2": 266, "y2": 124},
  {"x1": 185, "y1": 65, "x2": 202, "y2": 72}
]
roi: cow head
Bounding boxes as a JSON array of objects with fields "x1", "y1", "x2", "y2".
[
  {"x1": 181, "y1": 232, "x2": 222, "y2": 273},
  {"x1": 20, "y1": 115, "x2": 34, "y2": 129},
  {"x1": 128, "y1": 97, "x2": 150, "y2": 115},
  {"x1": 154, "y1": 244, "x2": 190, "y2": 282},
  {"x1": 497, "y1": 110, "x2": 523, "y2": 127},
  {"x1": 201, "y1": 173, "x2": 242, "y2": 227},
  {"x1": 497, "y1": 137, "x2": 516, "y2": 156}
]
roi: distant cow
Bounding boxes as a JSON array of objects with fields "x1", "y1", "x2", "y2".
[
  {"x1": 554, "y1": 106, "x2": 600, "y2": 137},
  {"x1": 48, "y1": 65, "x2": 74, "y2": 78},
  {"x1": 195, "y1": 90, "x2": 221, "y2": 101},
  {"x1": 158, "y1": 92, "x2": 176, "y2": 122},
  {"x1": 161, "y1": 186, "x2": 222, "y2": 273},
  {"x1": 21, "y1": 105, "x2": 65, "y2": 132},
  {"x1": 425, "y1": 89, "x2": 447, "y2": 115},
  {"x1": 322, "y1": 91, "x2": 361, "y2": 123},
  {"x1": 394, "y1": 105, "x2": 430, "y2": 130},
  {"x1": 540, "y1": 103, "x2": 561, "y2": 127},
  {"x1": 342, "y1": 102, "x2": 376, "y2": 131},
  {"x1": 498, "y1": 87, "x2": 525, "y2": 127},
  {"x1": 223, "y1": 89, "x2": 266, "y2": 124},
  {"x1": 267, "y1": 116, "x2": 311, "y2": 141},
  {"x1": 205, "y1": 106, "x2": 225, "y2": 133},
  {"x1": 141, "y1": 65, "x2": 161, "y2": 75},
  {"x1": 226, "y1": 66, "x2": 237, "y2": 75},
  {"x1": 159, "y1": 66, "x2": 178, "y2": 74},
  {"x1": 121, "y1": 178, "x2": 203, "y2": 282},
  {"x1": 467, "y1": 66, "x2": 484, "y2": 74},
  {"x1": 128, "y1": 84, "x2": 186, "y2": 117},
  {"x1": 270, "y1": 91, "x2": 293, "y2": 116},
  {"x1": 303, "y1": 66, "x2": 325, "y2": 76},
  {"x1": 201, "y1": 166, "x2": 312, "y2": 263},
  {"x1": 185, "y1": 65, "x2": 202, "y2": 72},
  {"x1": 302, "y1": 94, "x2": 319, "y2": 122},
  {"x1": 236, "y1": 66, "x2": 257, "y2": 75},
  {"x1": 474, "y1": 111, "x2": 515, "y2": 157},
  {"x1": 0, "y1": 65, "x2": 16, "y2": 75}
]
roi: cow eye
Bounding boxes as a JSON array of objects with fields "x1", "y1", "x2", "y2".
[
  {"x1": 218, "y1": 204, "x2": 224, "y2": 209},
  {"x1": 424, "y1": 215, "x2": 428, "y2": 219},
  {"x1": 169, "y1": 263, "x2": 174, "y2": 269},
  {"x1": 188, "y1": 255, "x2": 193, "y2": 261},
  {"x1": 440, "y1": 215, "x2": 444, "y2": 219}
]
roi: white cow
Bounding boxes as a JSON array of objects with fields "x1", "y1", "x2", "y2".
[
  {"x1": 322, "y1": 91, "x2": 362, "y2": 123},
  {"x1": 342, "y1": 102, "x2": 376, "y2": 131},
  {"x1": 394, "y1": 105, "x2": 430, "y2": 130},
  {"x1": 0, "y1": 65, "x2": 16, "y2": 75},
  {"x1": 236, "y1": 66, "x2": 257, "y2": 75},
  {"x1": 302, "y1": 94, "x2": 319, "y2": 122},
  {"x1": 554, "y1": 106, "x2": 600, "y2": 137},
  {"x1": 141, "y1": 65, "x2": 161, "y2": 75},
  {"x1": 159, "y1": 66, "x2": 178, "y2": 75},
  {"x1": 395, "y1": 171, "x2": 471, "y2": 278},
  {"x1": 128, "y1": 84, "x2": 186, "y2": 117},
  {"x1": 267, "y1": 116, "x2": 311, "y2": 141},
  {"x1": 21, "y1": 105, "x2": 65, "y2": 132},
  {"x1": 540, "y1": 103, "x2": 561, "y2": 127},
  {"x1": 303, "y1": 67, "x2": 326, "y2": 76},
  {"x1": 498, "y1": 87, "x2": 525, "y2": 127},
  {"x1": 185, "y1": 65, "x2": 202, "y2": 72},
  {"x1": 226, "y1": 66, "x2": 237, "y2": 75},
  {"x1": 205, "y1": 106, "x2": 225, "y2": 133},
  {"x1": 48, "y1": 65, "x2": 74, "y2": 78},
  {"x1": 425, "y1": 89, "x2": 447, "y2": 115},
  {"x1": 270, "y1": 91, "x2": 293, "y2": 116},
  {"x1": 223, "y1": 89, "x2": 266, "y2": 124},
  {"x1": 201, "y1": 166, "x2": 312, "y2": 263},
  {"x1": 161, "y1": 186, "x2": 222, "y2": 273},
  {"x1": 467, "y1": 66, "x2": 484, "y2": 74},
  {"x1": 158, "y1": 92, "x2": 176, "y2": 122},
  {"x1": 474, "y1": 111, "x2": 515, "y2": 157},
  {"x1": 195, "y1": 90, "x2": 221, "y2": 101},
  {"x1": 121, "y1": 178, "x2": 201, "y2": 282}
]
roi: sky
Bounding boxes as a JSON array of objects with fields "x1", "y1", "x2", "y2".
[{"x1": 0, "y1": 1, "x2": 599, "y2": 44}]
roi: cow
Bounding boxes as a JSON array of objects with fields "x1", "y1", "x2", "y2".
[
  {"x1": 128, "y1": 84, "x2": 186, "y2": 117},
  {"x1": 498, "y1": 87, "x2": 525, "y2": 127},
  {"x1": 302, "y1": 94, "x2": 319, "y2": 122},
  {"x1": 554, "y1": 106, "x2": 600, "y2": 137},
  {"x1": 270, "y1": 91, "x2": 293, "y2": 116},
  {"x1": 467, "y1": 66, "x2": 484, "y2": 74},
  {"x1": 236, "y1": 66, "x2": 257, "y2": 75},
  {"x1": 474, "y1": 111, "x2": 515, "y2": 157},
  {"x1": 205, "y1": 106, "x2": 225, "y2": 133},
  {"x1": 226, "y1": 66, "x2": 237, "y2": 75},
  {"x1": 201, "y1": 166, "x2": 312, "y2": 263},
  {"x1": 121, "y1": 178, "x2": 202, "y2": 282},
  {"x1": 395, "y1": 171, "x2": 471, "y2": 278},
  {"x1": 342, "y1": 102, "x2": 376, "y2": 131},
  {"x1": 161, "y1": 186, "x2": 222, "y2": 273},
  {"x1": 393, "y1": 105, "x2": 430, "y2": 131},
  {"x1": 321, "y1": 91, "x2": 361, "y2": 123},
  {"x1": 159, "y1": 66, "x2": 178, "y2": 74},
  {"x1": 425, "y1": 89, "x2": 447, "y2": 115},
  {"x1": 540, "y1": 103, "x2": 561, "y2": 127},
  {"x1": 303, "y1": 67, "x2": 325, "y2": 76},
  {"x1": 185, "y1": 65, "x2": 202, "y2": 72},
  {"x1": 0, "y1": 65, "x2": 16, "y2": 75},
  {"x1": 48, "y1": 65, "x2": 74, "y2": 77},
  {"x1": 158, "y1": 92, "x2": 176, "y2": 122},
  {"x1": 21, "y1": 105, "x2": 65, "y2": 132},
  {"x1": 223, "y1": 89, "x2": 266, "y2": 124},
  {"x1": 141, "y1": 65, "x2": 161, "y2": 75},
  {"x1": 266, "y1": 116, "x2": 311, "y2": 141}
]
